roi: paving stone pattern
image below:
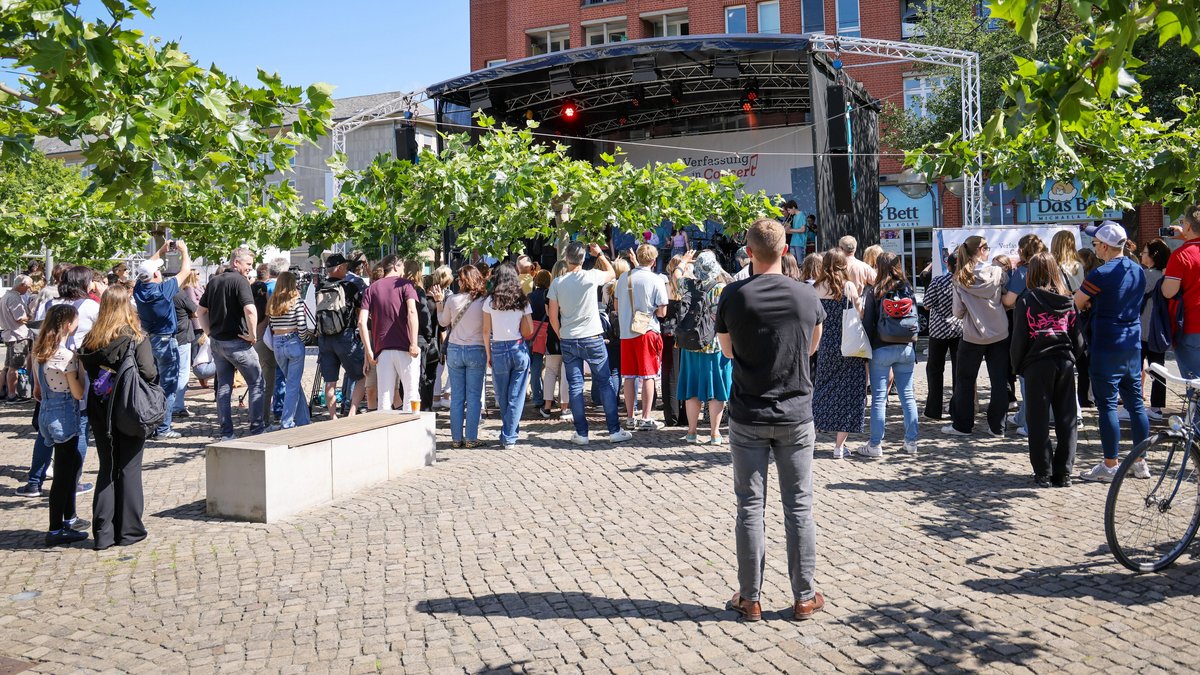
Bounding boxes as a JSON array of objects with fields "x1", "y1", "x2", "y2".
[{"x1": 1, "y1": 355, "x2": 1199, "y2": 673}]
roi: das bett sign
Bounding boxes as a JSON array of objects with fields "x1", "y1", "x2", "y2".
[
  {"x1": 1011, "y1": 179, "x2": 1123, "y2": 223},
  {"x1": 879, "y1": 185, "x2": 935, "y2": 229}
]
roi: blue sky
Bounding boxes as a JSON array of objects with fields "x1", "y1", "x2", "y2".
[{"x1": 6, "y1": 1, "x2": 470, "y2": 99}]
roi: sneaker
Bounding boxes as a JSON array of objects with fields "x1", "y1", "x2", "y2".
[
  {"x1": 75, "y1": 482, "x2": 94, "y2": 496},
  {"x1": 903, "y1": 440, "x2": 918, "y2": 455},
  {"x1": 45, "y1": 528, "x2": 88, "y2": 546},
  {"x1": 853, "y1": 443, "x2": 883, "y2": 458},
  {"x1": 14, "y1": 484, "x2": 42, "y2": 498},
  {"x1": 44, "y1": 465, "x2": 52, "y2": 480},
  {"x1": 538, "y1": 407, "x2": 553, "y2": 419},
  {"x1": 1015, "y1": 426, "x2": 1028, "y2": 437},
  {"x1": 622, "y1": 418, "x2": 638, "y2": 430},
  {"x1": 1132, "y1": 459, "x2": 1152, "y2": 479},
  {"x1": 709, "y1": 435, "x2": 726, "y2": 445},
  {"x1": 832, "y1": 445, "x2": 846, "y2": 459},
  {"x1": 1146, "y1": 408, "x2": 1164, "y2": 421},
  {"x1": 502, "y1": 443, "x2": 517, "y2": 450},
  {"x1": 1006, "y1": 413, "x2": 1021, "y2": 428},
  {"x1": 570, "y1": 434, "x2": 589, "y2": 446},
  {"x1": 1033, "y1": 475, "x2": 1052, "y2": 488},
  {"x1": 561, "y1": 411, "x2": 574, "y2": 424},
  {"x1": 1079, "y1": 462, "x2": 1118, "y2": 483},
  {"x1": 219, "y1": 434, "x2": 238, "y2": 442},
  {"x1": 941, "y1": 425, "x2": 972, "y2": 437},
  {"x1": 66, "y1": 517, "x2": 90, "y2": 531},
  {"x1": 175, "y1": 408, "x2": 192, "y2": 419},
  {"x1": 156, "y1": 430, "x2": 182, "y2": 440},
  {"x1": 637, "y1": 419, "x2": 663, "y2": 431},
  {"x1": 609, "y1": 430, "x2": 633, "y2": 443},
  {"x1": 986, "y1": 426, "x2": 1005, "y2": 437},
  {"x1": 685, "y1": 434, "x2": 699, "y2": 444}
]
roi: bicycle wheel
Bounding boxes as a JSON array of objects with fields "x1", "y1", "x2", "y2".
[{"x1": 1105, "y1": 432, "x2": 1200, "y2": 573}]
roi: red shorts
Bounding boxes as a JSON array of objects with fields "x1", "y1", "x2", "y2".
[{"x1": 620, "y1": 331, "x2": 663, "y2": 378}]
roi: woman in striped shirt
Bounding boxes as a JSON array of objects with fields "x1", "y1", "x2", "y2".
[{"x1": 267, "y1": 272, "x2": 311, "y2": 429}]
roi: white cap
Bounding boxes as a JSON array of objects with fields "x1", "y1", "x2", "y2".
[
  {"x1": 137, "y1": 258, "x2": 164, "y2": 279},
  {"x1": 1083, "y1": 220, "x2": 1127, "y2": 248}
]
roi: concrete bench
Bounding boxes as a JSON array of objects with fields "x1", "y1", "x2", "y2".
[{"x1": 205, "y1": 411, "x2": 436, "y2": 522}]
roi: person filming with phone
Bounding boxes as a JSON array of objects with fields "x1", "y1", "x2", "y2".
[
  {"x1": 133, "y1": 238, "x2": 191, "y2": 440},
  {"x1": 1162, "y1": 205, "x2": 1200, "y2": 380}
]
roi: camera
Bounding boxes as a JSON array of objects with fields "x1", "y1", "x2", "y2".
[
  {"x1": 1159, "y1": 227, "x2": 1178, "y2": 238},
  {"x1": 168, "y1": 240, "x2": 177, "y2": 252}
]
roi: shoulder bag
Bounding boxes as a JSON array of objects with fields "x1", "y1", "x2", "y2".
[
  {"x1": 840, "y1": 282, "x2": 872, "y2": 360},
  {"x1": 627, "y1": 271, "x2": 653, "y2": 336}
]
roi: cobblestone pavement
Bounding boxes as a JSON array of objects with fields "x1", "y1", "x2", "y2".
[{"x1": 1, "y1": 353, "x2": 1199, "y2": 674}]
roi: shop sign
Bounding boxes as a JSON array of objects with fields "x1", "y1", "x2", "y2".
[
  {"x1": 879, "y1": 185, "x2": 935, "y2": 229},
  {"x1": 1012, "y1": 179, "x2": 1122, "y2": 223}
]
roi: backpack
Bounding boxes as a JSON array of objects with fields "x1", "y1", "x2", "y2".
[
  {"x1": 1145, "y1": 276, "x2": 1183, "y2": 353},
  {"x1": 877, "y1": 288, "x2": 919, "y2": 344},
  {"x1": 314, "y1": 280, "x2": 351, "y2": 336},
  {"x1": 107, "y1": 341, "x2": 166, "y2": 439},
  {"x1": 676, "y1": 278, "x2": 718, "y2": 351}
]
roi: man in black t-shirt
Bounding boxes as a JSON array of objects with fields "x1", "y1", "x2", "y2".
[
  {"x1": 716, "y1": 218, "x2": 826, "y2": 623},
  {"x1": 198, "y1": 247, "x2": 265, "y2": 440}
]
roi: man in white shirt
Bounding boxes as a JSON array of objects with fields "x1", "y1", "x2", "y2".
[
  {"x1": 548, "y1": 242, "x2": 634, "y2": 446},
  {"x1": 0, "y1": 275, "x2": 33, "y2": 401},
  {"x1": 615, "y1": 244, "x2": 669, "y2": 430}
]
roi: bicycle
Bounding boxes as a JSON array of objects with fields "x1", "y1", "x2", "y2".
[{"x1": 1104, "y1": 363, "x2": 1200, "y2": 573}]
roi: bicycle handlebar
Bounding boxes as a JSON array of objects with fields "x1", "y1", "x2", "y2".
[{"x1": 1148, "y1": 363, "x2": 1200, "y2": 391}]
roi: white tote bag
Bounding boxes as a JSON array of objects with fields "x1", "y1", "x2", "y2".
[{"x1": 840, "y1": 283, "x2": 872, "y2": 360}]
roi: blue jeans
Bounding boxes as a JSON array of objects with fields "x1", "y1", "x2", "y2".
[
  {"x1": 172, "y1": 339, "x2": 192, "y2": 413},
  {"x1": 447, "y1": 344, "x2": 487, "y2": 442},
  {"x1": 561, "y1": 336, "x2": 620, "y2": 437},
  {"x1": 1176, "y1": 333, "x2": 1200, "y2": 380},
  {"x1": 274, "y1": 332, "x2": 311, "y2": 429},
  {"x1": 212, "y1": 338, "x2": 265, "y2": 438},
  {"x1": 26, "y1": 411, "x2": 90, "y2": 490},
  {"x1": 149, "y1": 334, "x2": 179, "y2": 434},
  {"x1": 1090, "y1": 348, "x2": 1150, "y2": 460},
  {"x1": 530, "y1": 352, "x2": 545, "y2": 404},
  {"x1": 491, "y1": 340, "x2": 530, "y2": 445},
  {"x1": 868, "y1": 344, "x2": 919, "y2": 446},
  {"x1": 273, "y1": 366, "x2": 286, "y2": 419}
]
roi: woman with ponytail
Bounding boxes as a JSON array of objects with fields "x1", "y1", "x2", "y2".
[{"x1": 944, "y1": 236, "x2": 1011, "y2": 437}]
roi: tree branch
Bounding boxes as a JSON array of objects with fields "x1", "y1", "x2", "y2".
[{"x1": 0, "y1": 82, "x2": 64, "y2": 116}]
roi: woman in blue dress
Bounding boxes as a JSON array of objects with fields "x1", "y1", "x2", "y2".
[
  {"x1": 675, "y1": 251, "x2": 733, "y2": 445},
  {"x1": 811, "y1": 249, "x2": 868, "y2": 458}
]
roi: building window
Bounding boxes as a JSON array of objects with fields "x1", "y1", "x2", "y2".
[
  {"x1": 901, "y1": 0, "x2": 925, "y2": 38},
  {"x1": 529, "y1": 27, "x2": 570, "y2": 56},
  {"x1": 486, "y1": 58, "x2": 507, "y2": 67},
  {"x1": 725, "y1": 5, "x2": 747, "y2": 33},
  {"x1": 644, "y1": 10, "x2": 689, "y2": 37},
  {"x1": 757, "y1": 1, "x2": 780, "y2": 33},
  {"x1": 581, "y1": 0, "x2": 620, "y2": 5},
  {"x1": 836, "y1": 0, "x2": 860, "y2": 36},
  {"x1": 801, "y1": 0, "x2": 824, "y2": 33},
  {"x1": 903, "y1": 75, "x2": 951, "y2": 119},
  {"x1": 584, "y1": 19, "x2": 628, "y2": 45}
]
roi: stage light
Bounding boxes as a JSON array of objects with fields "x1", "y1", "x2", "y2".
[
  {"x1": 712, "y1": 58, "x2": 741, "y2": 79},
  {"x1": 669, "y1": 81, "x2": 683, "y2": 106},
  {"x1": 629, "y1": 85, "x2": 645, "y2": 108},
  {"x1": 631, "y1": 55, "x2": 659, "y2": 83},
  {"x1": 743, "y1": 82, "x2": 761, "y2": 103},
  {"x1": 741, "y1": 100, "x2": 753, "y2": 113},
  {"x1": 562, "y1": 101, "x2": 579, "y2": 119},
  {"x1": 549, "y1": 67, "x2": 576, "y2": 96}
]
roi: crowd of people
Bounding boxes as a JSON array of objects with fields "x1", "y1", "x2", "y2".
[{"x1": 2, "y1": 205, "x2": 1197, "y2": 627}]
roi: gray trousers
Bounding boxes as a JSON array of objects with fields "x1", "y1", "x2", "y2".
[{"x1": 729, "y1": 419, "x2": 817, "y2": 603}]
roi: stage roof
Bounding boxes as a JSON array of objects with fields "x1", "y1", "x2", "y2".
[{"x1": 427, "y1": 35, "x2": 870, "y2": 138}]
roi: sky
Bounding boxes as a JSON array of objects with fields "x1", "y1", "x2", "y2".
[{"x1": 6, "y1": 1, "x2": 471, "y2": 99}]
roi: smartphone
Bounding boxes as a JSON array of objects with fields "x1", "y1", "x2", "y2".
[
  {"x1": 1160, "y1": 227, "x2": 1178, "y2": 238},
  {"x1": 168, "y1": 240, "x2": 178, "y2": 252}
]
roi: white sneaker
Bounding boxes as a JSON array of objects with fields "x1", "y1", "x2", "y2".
[
  {"x1": 1132, "y1": 459, "x2": 1152, "y2": 479},
  {"x1": 903, "y1": 440, "x2": 918, "y2": 455},
  {"x1": 853, "y1": 443, "x2": 883, "y2": 458},
  {"x1": 1146, "y1": 408, "x2": 1164, "y2": 421},
  {"x1": 636, "y1": 418, "x2": 663, "y2": 431},
  {"x1": 1006, "y1": 413, "x2": 1021, "y2": 428},
  {"x1": 941, "y1": 424, "x2": 972, "y2": 436},
  {"x1": 1079, "y1": 462, "x2": 1118, "y2": 483},
  {"x1": 561, "y1": 411, "x2": 574, "y2": 423},
  {"x1": 609, "y1": 429, "x2": 633, "y2": 443},
  {"x1": 832, "y1": 445, "x2": 846, "y2": 459},
  {"x1": 570, "y1": 434, "x2": 589, "y2": 446},
  {"x1": 622, "y1": 417, "x2": 638, "y2": 430}
]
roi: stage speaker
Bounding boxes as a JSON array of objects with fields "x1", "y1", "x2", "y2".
[
  {"x1": 395, "y1": 125, "x2": 419, "y2": 163},
  {"x1": 826, "y1": 84, "x2": 853, "y2": 214},
  {"x1": 826, "y1": 85, "x2": 849, "y2": 151}
]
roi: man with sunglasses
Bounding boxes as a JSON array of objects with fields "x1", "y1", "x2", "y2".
[{"x1": 1074, "y1": 221, "x2": 1150, "y2": 483}]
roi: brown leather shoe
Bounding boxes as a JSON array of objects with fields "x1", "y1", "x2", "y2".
[
  {"x1": 793, "y1": 592, "x2": 825, "y2": 620},
  {"x1": 725, "y1": 592, "x2": 762, "y2": 621}
]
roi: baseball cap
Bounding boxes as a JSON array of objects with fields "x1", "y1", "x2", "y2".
[
  {"x1": 325, "y1": 253, "x2": 349, "y2": 269},
  {"x1": 137, "y1": 258, "x2": 164, "y2": 279},
  {"x1": 1083, "y1": 220, "x2": 1127, "y2": 248}
]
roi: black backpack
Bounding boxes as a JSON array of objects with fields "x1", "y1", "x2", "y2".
[
  {"x1": 676, "y1": 278, "x2": 718, "y2": 351},
  {"x1": 877, "y1": 287, "x2": 920, "y2": 344},
  {"x1": 314, "y1": 280, "x2": 351, "y2": 336},
  {"x1": 107, "y1": 341, "x2": 166, "y2": 439}
]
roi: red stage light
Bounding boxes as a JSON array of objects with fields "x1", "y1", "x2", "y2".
[
  {"x1": 746, "y1": 90, "x2": 758, "y2": 102},
  {"x1": 563, "y1": 102, "x2": 578, "y2": 119},
  {"x1": 742, "y1": 101, "x2": 753, "y2": 113}
]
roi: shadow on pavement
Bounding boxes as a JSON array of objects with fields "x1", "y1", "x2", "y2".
[
  {"x1": 151, "y1": 499, "x2": 214, "y2": 522},
  {"x1": 960, "y1": 556, "x2": 1200, "y2": 605},
  {"x1": 0, "y1": 528, "x2": 74, "y2": 551},
  {"x1": 620, "y1": 449, "x2": 731, "y2": 475},
  {"x1": 839, "y1": 597, "x2": 1047, "y2": 669},
  {"x1": 417, "y1": 591, "x2": 723, "y2": 623}
]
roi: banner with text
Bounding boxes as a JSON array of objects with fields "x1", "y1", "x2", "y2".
[
  {"x1": 932, "y1": 225, "x2": 1085, "y2": 277},
  {"x1": 879, "y1": 185, "x2": 936, "y2": 229}
]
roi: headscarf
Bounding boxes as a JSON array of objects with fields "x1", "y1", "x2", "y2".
[{"x1": 693, "y1": 251, "x2": 723, "y2": 285}]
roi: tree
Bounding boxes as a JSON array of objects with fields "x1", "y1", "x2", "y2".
[
  {"x1": 0, "y1": 0, "x2": 334, "y2": 254},
  {"x1": 910, "y1": 0, "x2": 1200, "y2": 217},
  {"x1": 310, "y1": 115, "x2": 781, "y2": 260},
  {"x1": 882, "y1": 0, "x2": 1082, "y2": 151}
]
